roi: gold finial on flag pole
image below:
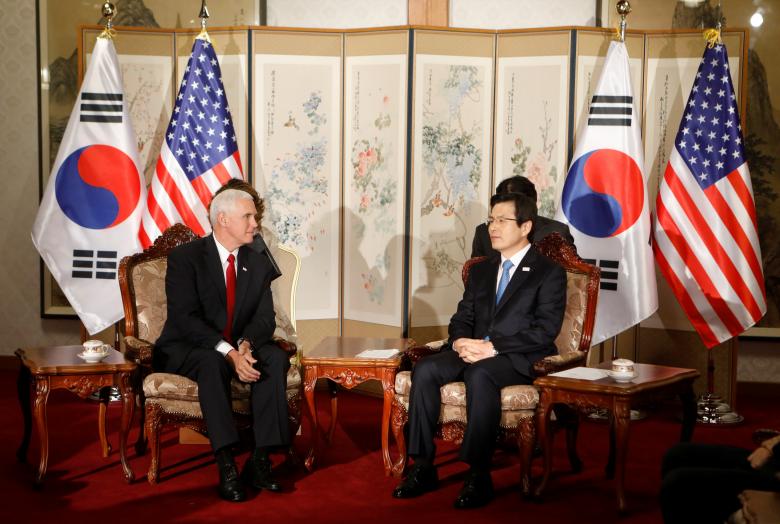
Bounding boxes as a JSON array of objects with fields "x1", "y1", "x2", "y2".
[
  {"x1": 703, "y1": 0, "x2": 724, "y2": 48},
  {"x1": 98, "y1": 2, "x2": 116, "y2": 40},
  {"x1": 615, "y1": 0, "x2": 631, "y2": 42},
  {"x1": 197, "y1": 0, "x2": 211, "y2": 42}
]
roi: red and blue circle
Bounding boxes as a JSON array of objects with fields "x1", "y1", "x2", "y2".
[
  {"x1": 55, "y1": 145, "x2": 141, "y2": 229},
  {"x1": 560, "y1": 149, "x2": 644, "y2": 238}
]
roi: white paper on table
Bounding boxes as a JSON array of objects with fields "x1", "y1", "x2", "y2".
[
  {"x1": 548, "y1": 367, "x2": 609, "y2": 380},
  {"x1": 355, "y1": 349, "x2": 400, "y2": 359}
]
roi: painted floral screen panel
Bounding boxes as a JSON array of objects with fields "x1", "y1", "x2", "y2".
[
  {"x1": 410, "y1": 32, "x2": 495, "y2": 328},
  {"x1": 252, "y1": 33, "x2": 342, "y2": 321},
  {"x1": 494, "y1": 31, "x2": 571, "y2": 219},
  {"x1": 343, "y1": 53, "x2": 408, "y2": 326}
]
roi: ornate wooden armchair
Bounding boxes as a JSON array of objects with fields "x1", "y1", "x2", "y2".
[
  {"x1": 389, "y1": 232, "x2": 600, "y2": 495},
  {"x1": 117, "y1": 223, "x2": 303, "y2": 484}
]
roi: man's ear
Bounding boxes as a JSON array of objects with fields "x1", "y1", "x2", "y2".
[{"x1": 520, "y1": 219, "x2": 533, "y2": 236}]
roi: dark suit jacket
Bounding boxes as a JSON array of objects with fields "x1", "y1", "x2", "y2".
[
  {"x1": 154, "y1": 234, "x2": 279, "y2": 373},
  {"x1": 471, "y1": 216, "x2": 575, "y2": 258},
  {"x1": 448, "y1": 246, "x2": 566, "y2": 378}
]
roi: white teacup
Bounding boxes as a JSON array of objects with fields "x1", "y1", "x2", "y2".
[
  {"x1": 83, "y1": 340, "x2": 109, "y2": 354},
  {"x1": 611, "y1": 358, "x2": 635, "y2": 375}
]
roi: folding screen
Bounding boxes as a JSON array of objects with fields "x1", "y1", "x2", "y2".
[
  {"x1": 75, "y1": 25, "x2": 748, "y2": 377},
  {"x1": 252, "y1": 30, "x2": 343, "y2": 349},
  {"x1": 407, "y1": 29, "x2": 495, "y2": 343},
  {"x1": 494, "y1": 30, "x2": 572, "y2": 218},
  {"x1": 342, "y1": 30, "x2": 409, "y2": 338}
]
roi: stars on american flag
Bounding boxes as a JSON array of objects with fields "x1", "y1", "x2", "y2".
[
  {"x1": 675, "y1": 44, "x2": 744, "y2": 189},
  {"x1": 166, "y1": 39, "x2": 238, "y2": 181}
]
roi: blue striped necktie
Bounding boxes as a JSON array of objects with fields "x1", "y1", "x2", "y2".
[{"x1": 496, "y1": 259, "x2": 514, "y2": 304}]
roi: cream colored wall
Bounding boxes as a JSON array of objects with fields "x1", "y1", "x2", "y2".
[{"x1": 0, "y1": 1, "x2": 82, "y2": 356}]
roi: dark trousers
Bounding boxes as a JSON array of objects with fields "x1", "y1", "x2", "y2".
[
  {"x1": 660, "y1": 442, "x2": 780, "y2": 524},
  {"x1": 406, "y1": 349, "x2": 531, "y2": 469},
  {"x1": 172, "y1": 343, "x2": 291, "y2": 452}
]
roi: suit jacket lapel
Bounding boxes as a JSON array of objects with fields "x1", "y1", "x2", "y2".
[
  {"x1": 233, "y1": 246, "x2": 251, "y2": 319},
  {"x1": 204, "y1": 235, "x2": 227, "y2": 309},
  {"x1": 495, "y1": 247, "x2": 537, "y2": 314},
  {"x1": 486, "y1": 256, "x2": 500, "y2": 318}
]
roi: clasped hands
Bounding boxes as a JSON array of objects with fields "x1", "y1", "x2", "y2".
[
  {"x1": 452, "y1": 338, "x2": 495, "y2": 364},
  {"x1": 226, "y1": 340, "x2": 261, "y2": 383}
]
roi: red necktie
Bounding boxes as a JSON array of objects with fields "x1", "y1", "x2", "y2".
[{"x1": 223, "y1": 253, "x2": 236, "y2": 344}]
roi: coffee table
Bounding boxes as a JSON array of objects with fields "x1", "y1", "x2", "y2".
[
  {"x1": 534, "y1": 362, "x2": 699, "y2": 512},
  {"x1": 301, "y1": 336, "x2": 413, "y2": 474},
  {"x1": 16, "y1": 345, "x2": 136, "y2": 486}
]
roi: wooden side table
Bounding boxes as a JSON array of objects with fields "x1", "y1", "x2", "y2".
[
  {"x1": 301, "y1": 336, "x2": 413, "y2": 474},
  {"x1": 16, "y1": 345, "x2": 137, "y2": 486},
  {"x1": 534, "y1": 363, "x2": 699, "y2": 512}
]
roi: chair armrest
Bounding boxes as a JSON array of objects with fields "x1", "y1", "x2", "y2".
[
  {"x1": 400, "y1": 339, "x2": 447, "y2": 370},
  {"x1": 533, "y1": 352, "x2": 587, "y2": 377},
  {"x1": 124, "y1": 336, "x2": 154, "y2": 367},
  {"x1": 272, "y1": 336, "x2": 298, "y2": 358}
]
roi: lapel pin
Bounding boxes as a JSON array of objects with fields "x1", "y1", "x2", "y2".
[
  {"x1": 242, "y1": 267, "x2": 247, "y2": 272},
  {"x1": 521, "y1": 266, "x2": 531, "y2": 272}
]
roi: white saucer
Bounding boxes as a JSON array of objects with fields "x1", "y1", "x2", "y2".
[
  {"x1": 607, "y1": 370, "x2": 637, "y2": 383},
  {"x1": 77, "y1": 350, "x2": 109, "y2": 363}
]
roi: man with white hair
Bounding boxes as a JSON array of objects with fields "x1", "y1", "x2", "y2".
[{"x1": 155, "y1": 187, "x2": 289, "y2": 502}]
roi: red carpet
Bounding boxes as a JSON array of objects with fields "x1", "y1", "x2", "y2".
[{"x1": 1, "y1": 367, "x2": 778, "y2": 523}]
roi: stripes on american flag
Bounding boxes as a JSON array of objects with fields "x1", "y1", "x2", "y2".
[
  {"x1": 139, "y1": 36, "x2": 243, "y2": 248},
  {"x1": 653, "y1": 43, "x2": 766, "y2": 348}
]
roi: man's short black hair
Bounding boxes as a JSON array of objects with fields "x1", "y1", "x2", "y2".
[
  {"x1": 490, "y1": 192, "x2": 537, "y2": 241},
  {"x1": 495, "y1": 176, "x2": 537, "y2": 202}
]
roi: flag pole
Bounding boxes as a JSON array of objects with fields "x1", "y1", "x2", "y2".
[
  {"x1": 615, "y1": 0, "x2": 631, "y2": 42},
  {"x1": 198, "y1": 0, "x2": 211, "y2": 42},
  {"x1": 696, "y1": 5, "x2": 743, "y2": 425}
]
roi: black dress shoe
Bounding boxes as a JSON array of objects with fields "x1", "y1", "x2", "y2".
[
  {"x1": 241, "y1": 454, "x2": 282, "y2": 492},
  {"x1": 392, "y1": 463, "x2": 439, "y2": 498},
  {"x1": 217, "y1": 459, "x2": 247, "y2": 502},
  {"x1": 453, "y1": 471, "x2": 494, "y2": 509}
]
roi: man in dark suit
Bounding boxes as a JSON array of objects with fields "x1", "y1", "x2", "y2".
[
  {"x1": 471, "y1": 175, "x2": 575, "y2": 257},
  {"x1": 155, "y1": 188, "x2": 289, "y2": 502},
  {"x1": 393, "y1": 192, "x2": 567, "y2": 508}
]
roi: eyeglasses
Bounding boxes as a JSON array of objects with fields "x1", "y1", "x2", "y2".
[{"x1": 485, "y1": 216, "x2": 517, "y2": 226}]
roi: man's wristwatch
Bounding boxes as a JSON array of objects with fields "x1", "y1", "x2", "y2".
[
  {"x1": 236, "y1": 337, "x2": 253, "y2": 351},
  {"x1": 492, "y1": 347, "x2": 499, "y2": 357}
]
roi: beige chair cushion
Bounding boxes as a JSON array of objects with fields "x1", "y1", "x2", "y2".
[
  {"x1": 554, "y1": 271, "x2": 589, "y2": 356},
  {"x1": 144, "y1": 365, "x2": 301, "y2": 403},
  {"x1": 394, "y1": 370, "x2": 539, "y2": 411},
  {"x1": 394, "y1": 393, "x2": 535, "y2": 428},
  {"x1": 132, "y1": 258, "x2": 168, "y2": 344}
]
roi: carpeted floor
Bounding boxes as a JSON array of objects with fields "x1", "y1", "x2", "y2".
[{"x1": 1, "y1": 368, "x2": 777, "y2": 523}]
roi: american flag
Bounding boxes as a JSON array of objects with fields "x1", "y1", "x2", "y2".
[
  {"x1": 653, "y1": 43, "x2": 766, "y2": 348},
  {"x1": 139, "y1": 37, "x2": 243, "y2": 248}
]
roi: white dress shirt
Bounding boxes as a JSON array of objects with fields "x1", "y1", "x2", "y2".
[{"x1": 213, "y1": 236, "x2": 239, "y2": 356}]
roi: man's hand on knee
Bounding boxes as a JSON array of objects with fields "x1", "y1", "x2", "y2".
[{"x1": 226, "y1": 348, "x2": 261, "y2": 382}]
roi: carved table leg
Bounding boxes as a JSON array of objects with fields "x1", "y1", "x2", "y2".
[
  {"x1": 380, "y1": 368, "x2": 396, "y2": 476},
  {"x1": 98, "y1": 386, "x2": 112, "y2": 458},
  {"x1": 606, "y1": 409, "x2": 616, "y2": 479},
  {"x1": 16, "y1": 364, "x2": 32, "y2": 463},
  {"x1": 679, "y1": 382, "x2": 696, "y2": 442},
  {"x1": 612, "y1": 398, "x2": 631, "y2": 513},
  {"x1": 389, "y1": 399, "x2": 408, "y2": 478},
  {"x1": 33, "y1": 377, "x2": 51, "y2": 487},
  {"x1": 118, "y1": 372, "x2": 135, "y2": 483},
  {"x1": 327, "y1": 380, "x2": 338, "y2": 445},
  {"x1": 534, "y1": 388, "x2": 555, "y2": 498},
  {"x1": 303, "y1": 365, "x2": 319, "y2": 471}
]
